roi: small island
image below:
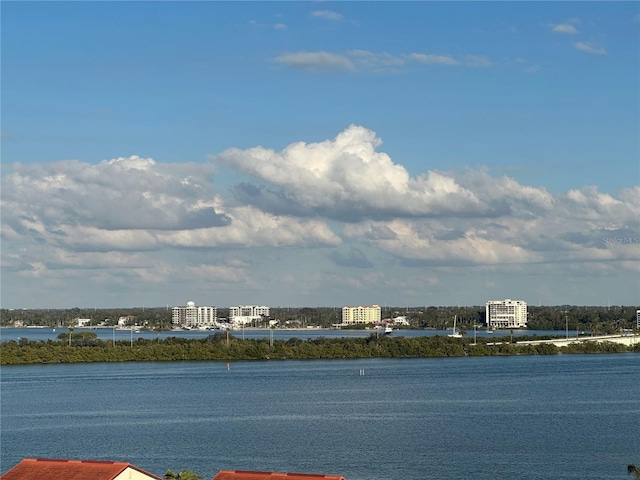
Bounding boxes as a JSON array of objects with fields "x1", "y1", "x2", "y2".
[{"x1": 1, "y1": 330, "x2": 639, "y2": 365}]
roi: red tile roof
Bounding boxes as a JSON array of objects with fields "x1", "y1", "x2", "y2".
[
  {"x1": 0, "y1": 458, "x2": 163, "y2": 480},
  {"x1": 212, "y1": 470, "x2": 346, "y2": 480}
]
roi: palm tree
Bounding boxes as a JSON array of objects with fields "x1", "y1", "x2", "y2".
[
  {"x1": 628, "y1": 465, "x2": 640, "y2": 480},
  {"x1": 164, "y1": 469, "x2": 203, "y2": 480}
]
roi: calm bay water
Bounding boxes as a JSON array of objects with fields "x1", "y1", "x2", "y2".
[
  {"x1": 1, "y1": 355, "x2": 639, "y2": 480},
  {"x1": 0, "y1": 327, "x2": 571, "y2": 343}
]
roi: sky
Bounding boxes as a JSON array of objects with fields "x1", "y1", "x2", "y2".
[{"x1": 1, "y1": 1, "x2": 639, "y2": 309}]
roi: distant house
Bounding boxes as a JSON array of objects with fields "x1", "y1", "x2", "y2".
[
  {"x1": 118, "y1": 315, "x2": 137, "y2": 327},
  {"x1": 75, "y1": 318, "x2": 92, "y2": 327},
  {"x1": 0, "y1": 458, "x2": 163, "y2": 480},
  {"x1": 212, "y1": 471, "x2": 346, "y2": 480},
  {"x1": 392, "y1": 315, "x2": 410, "y2": 326}
]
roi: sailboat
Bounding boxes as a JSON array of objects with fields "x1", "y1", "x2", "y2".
[{"x1": 448, "y1": 315, "x2": 462, "y2": 338}]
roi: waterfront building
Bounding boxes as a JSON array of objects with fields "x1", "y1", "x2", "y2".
[
  {"x1": 74, "y1": 318, "x2": 91, "y2": 327},
  {"x1": 342, "y1": 305, "x2": 381, "y2": 325},
  {"x1": 118, "y1": 315, "x2": 137, "y2": 327},
  {"x1": 392, "y1": 315, "x2": 410, "y2": 326},
  {"x1": 229, "y1": 305, "x2": 269, "y2": 326},
  {"x1": 229, "y1": 305, "x2": 270, "y2": 317},
  {"x1": 171, "y1": 301, "x2": 217, "y2": 328},
  {"x1": 486, "y1": 299, "x2": 527, "y2": 329}
]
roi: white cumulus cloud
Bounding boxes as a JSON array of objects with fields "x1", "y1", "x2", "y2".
[
  {"x1": 2, "y1": 127, "x2": 637, "y2": 307},
  {"x1": 215, "y1": 125, "x2": 556, "y2": 221}
]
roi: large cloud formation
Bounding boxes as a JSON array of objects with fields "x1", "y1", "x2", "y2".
[
  {"x1": 217, "y1": 125, "x2": 557, "y2": 221},
  {"x1": 215, "y1": 125, "x2": 638, "y2": 270},
  {"x1": 1, "y1": 125, "x2": 638, "y2": 306}
]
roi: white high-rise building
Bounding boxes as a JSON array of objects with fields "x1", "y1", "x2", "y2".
[
  {"x1": 486, "y1": 299, "x2": 527, "y2": 329},
  {"x1": 229, "y1": 305, "x2": 270, "y2": 318},
  {"x1": 172, "y1": 301, "x2": 217, "y2": 328},
  {"x1": 342, "y1": 305, "x2": 381, "y2": 325},
  {"x1": 229, "y1": 305, "x2": 270, "y2": 326}
]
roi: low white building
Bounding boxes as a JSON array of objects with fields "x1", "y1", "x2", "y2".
[
  {"x1": 172, "y1": 301, "x2": 217, "y2": 328},
  {"x1": 118, "y1": 315, "x2": 137, "y2": 327},
  {"x1": 486, "y1": 299, "x2": 528, "y2": 329},
  {"x1": 392, "y1": 315, "x2": 410, "y2": 326}
]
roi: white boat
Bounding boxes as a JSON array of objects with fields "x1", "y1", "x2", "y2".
[
  {"x1": 448, "y1": 315, "x2": 462, "y2": 338},
  {"x1": 374, "y1": 324, "x2": 393, "y2": 335}
]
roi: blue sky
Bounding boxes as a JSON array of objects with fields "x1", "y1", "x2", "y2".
[{"x1": 1, "y1": 1, "x2": 639, "y2": 309}]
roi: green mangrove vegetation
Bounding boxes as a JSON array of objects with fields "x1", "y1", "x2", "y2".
[{"x1": 1, "y1": 332, "x2": 638, "y2": 365}]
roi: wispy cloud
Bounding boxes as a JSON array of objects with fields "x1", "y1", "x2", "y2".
[
  {"x1": 574, "y1": 41, "x2": 607, "y2": 55},
  {"x1": 274, "y1": 51, "x2": 355, "y2": 73},
  {"x1": 311, "y1": 10, "x2": 344, "y2": 22},
  {"x1": 551, "y1": 23, "x2": 578, "y2": 34},
  {"x1": 464, "y1": 54, "x2": 492, "y2": 67},
  {"x1": 249, "y1": 19, "x2": 287, "y2": 30},
  {"x1": 274, "y1": 50, "x2": 492, "y2": 73},
  {"x1": 409, "y1": 53, "x2": 458, "y2": 66}
]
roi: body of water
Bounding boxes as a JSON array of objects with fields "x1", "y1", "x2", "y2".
[
  {"x1": 1, "y1": 354, "x2": 638, "y2": 479},
  {"x1": 0, "y1": 327, "x2": 574, "y2": 343}
]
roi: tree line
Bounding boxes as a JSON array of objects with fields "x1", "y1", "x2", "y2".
[{"x1": 1, "y1": 331, "x2": 638, "y2": 365}]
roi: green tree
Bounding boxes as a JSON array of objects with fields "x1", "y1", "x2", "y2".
[
  {"x1": 164, "y1": 469, "x2": 203, "y2": 480},
  {"x1": 628, "y1": 465, "x2": 640, "y2": 480}
]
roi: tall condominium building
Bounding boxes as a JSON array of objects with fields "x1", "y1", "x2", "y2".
[
  {"x1": 228, "y1": 305, "x2": 270, "y2": 326},
  {"x1": 486, "y1": 299, "x2": 527, "y2": 329},
  {"x1": 229, "y1": 305, "x2": 270, "y2": 318},
  {"x1": 172, "y1": 301, "x2": 217, "y2": 328},
  {"x1": 342, "y1": 305, "x2": 381, "y2": 325}
]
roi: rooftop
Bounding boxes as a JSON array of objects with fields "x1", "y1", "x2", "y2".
[{"x1": 0, "y1": 458, "x2": 163, "y2": 480}]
